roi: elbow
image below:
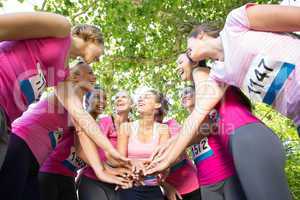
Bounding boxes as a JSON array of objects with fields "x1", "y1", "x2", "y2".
[
  {"x1": 49, "y1": 12, "x2": 72, "y2": 38},
  {"x1": 57, "y1": 16, "x2": 72, "y2": 38}
]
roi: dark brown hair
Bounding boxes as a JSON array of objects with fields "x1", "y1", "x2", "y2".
[
  {"x1": 148, "y1": 89, "x2": 169, "y2": 122},
  {"x1": 72, "y1": 24, "x2": 104, "y2": 45},
  {"x1": 189, "y1": 22, "x2": 221, "y2": 38}
]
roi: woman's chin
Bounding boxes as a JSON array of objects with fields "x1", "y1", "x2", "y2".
[
  {"x1": 181, "y1": 73, "x2": 193, "y2": 81},
  {"x1": 181, "y1": 74, "x2": 187, "y2": 81}
]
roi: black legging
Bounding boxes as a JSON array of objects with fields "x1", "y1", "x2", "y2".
[
  {"x1": 230, "y1": 122, "x2": 292, "y2": 200},
  {"x1": 0, "y1": 107, "x2": 9, "y2": 170},
  {"x1": 78, "y1": 175, "x2": 118, "y2": 200},
  {"x1": 119, "y1": 185, "x2": 164, "y2": 200},
  {"x1": 0, "y1": 134, "x2": 40, "y2": 200},
  {"x1": 181, "y1": 188, "x2": 202, "y2": 200},
  {"x1": 164, "y1": 188, "x2": 201, "y2": 200},
  {"x1": 39, "y1": 172, "x2": 77, "y2": 200}
]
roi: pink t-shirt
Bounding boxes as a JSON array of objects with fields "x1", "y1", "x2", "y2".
[
  {"x1": 192, "y1": 87, "x2": 258, "y2": 186},
  {"x1": 39, "y1": 128, "x2": 86, "y2": 177},
  {"x1": 0, "y1": 36, "x2": 71, "y2": 124},
  {"x1": 83, "y1": 116, "x2": 117, "y2": 180},
  {"x1": 164, "y1": 119, "x2": 200, "y2": 195},
  {"x1": 209, "y1": 3, "x2": 300, "y2": 127},
  {"x1": 11, "y1": 94, "x2": 71, "y2": 165}
]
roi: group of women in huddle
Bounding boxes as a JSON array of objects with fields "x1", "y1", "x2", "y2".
[{"x1": 0, "y1": 2, "x2": 299, "y2": 200}]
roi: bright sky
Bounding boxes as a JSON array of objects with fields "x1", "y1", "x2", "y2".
[
  {"x1": 0, "y1": 0, "x2": 44, "y2": 13},
  {"x1": 281, "y1": 0, "x2": 300, "y2": 6},
  {"x1": 1, "y1": 0, "x2": 299, "y2": 14}
]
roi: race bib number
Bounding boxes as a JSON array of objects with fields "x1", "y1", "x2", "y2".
[
  {"x1": 242, "y1": 55, "x2": 295, "y2": 105},
  {"x1": 62, "y1": 146, "x2": 86, "y2": 172},
  {"x1": 191, "y1": 137, "x2": 213, "y2": 164},
  {"x1": 49, "y1": 128, "x2": 64, "y2": 149},
  {"x1": 20, "y1": 63, "x2": 46, "y2": 105}
]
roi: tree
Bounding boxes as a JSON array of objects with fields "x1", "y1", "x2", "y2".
[{"x1": 12, "y1": 0, "x2": 300, "y2": 199}]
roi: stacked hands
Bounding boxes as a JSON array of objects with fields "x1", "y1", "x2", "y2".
[
  {"x1": 73, "y1": 49, "x2": 201, "y2": 190},
  {"x1": 95, "y1": 138, "x2": 176, "y2": 190},
  {"x1": 102, "y1": 158, "x2": 169, "y2": 190}
]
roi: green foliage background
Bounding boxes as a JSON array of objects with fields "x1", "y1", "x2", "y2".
[{"x1": 13, "y1": 0, "x2": 300, "y2": 198}]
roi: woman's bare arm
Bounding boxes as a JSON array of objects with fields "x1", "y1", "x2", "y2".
[
  {"x1": 117, "y1": 122, "x2": 130, "y2": 157},
  {"x1": 0, "y1": 12, "x2": 71, "y2": 41},
  {"x1": 158, "y1": 124, "x2": 170, "y2": 145},
  {"x1": 146, "y1": 68, "x2": 227, "y2": 174},
  {"x1": 247, "y1": 5, "x2": 300, "y2": 32},
  {"x1": 54, "y1": 82, "x2": 129, "y2": 164}
]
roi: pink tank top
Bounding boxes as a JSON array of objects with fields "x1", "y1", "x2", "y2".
[
  {"x1": 0, "y1": 36, "x2": 71, "y2": 124},
  {"x1": 39, "y1": 128, "x2": 86, "y2": 177},
  {"x1": 83, "y1": 116, "x2": 118, "y2": 180},
  {"x1": 127, "y1": 121, "x2": 160, "y2": 159},
  {"x1": 192, "y1": 87, "x2": 258, "y2": 186},
  {"x1": 128, "y1": 121, "x2": 160, "y2": 186},
  {"x1": 164, "y1": 119, "x2": 200, "y2": 195},
  {"x1": 12, "y1": 94, "x2": 71, "y2": 165}
]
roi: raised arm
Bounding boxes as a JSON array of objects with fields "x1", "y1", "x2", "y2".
[
  {"x1": 54, "y1": 81, "x2": 129, "y2": 164},
  {"x1": 146, "y1": 68, "x2": 227, "y2": 174},
  {"x1": 0, "y1": 12, "x2": 71, "y2": 41},
  {"x1": 247, "y1": 4, "x2": 300, "y2": 32},
  {"x1": 117, "y1": 123, "x2": 130, "y2": 157},
  {"x1": 168, "y1": 68, "x2": 227, "y2": 163},
  {"x1": 158, "y1": 124, "x2": 170, "y2": 145},
  {"x1": 74, "y1": 128, "x2": 104, "y2": 175},
  {"x1": 75, "y1": 129, "x2": 130, "y2": 187}
]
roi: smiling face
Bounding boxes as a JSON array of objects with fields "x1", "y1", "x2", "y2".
[
  {"x1": 177, "y1": 53, "x2": 195, "y2": 81},
  {"x1": 114, "y1": 91, "x2": 132, "y2": 114},
  {"x1": 181, "y1": 86, "x2": 195, "y2": 112},
  {"x1": 82, "y1": 41, "x2": 104, "y2": 64},
  {"x1": 87, "y1": 88, "x2": 106, "y2": 115},
  {"x1": 69, "y1": 62, "x2": 96, "y2": 92},
  {"x1": 186, "y1": 24, "x2": 221, "y2": 62},
  {"x1": 71, "y1": 24, "x2": 105, "y2": 64},
  {"x1": 137, "y1": 90, "x2": 161, "y2": 115}
]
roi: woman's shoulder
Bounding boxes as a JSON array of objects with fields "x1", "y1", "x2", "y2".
[
  {"x1": 223, "y1": 3, "x2": 255, "y2": 33},
  {"x1": 156, "y1": 122, "x2": 169, "y2": 132},
  {"x1": 126, "y1": 120, "x2": 137, "y2": 126},
  {"x1": 120, "y1": 121, "x2": 134, "y2": 131}
]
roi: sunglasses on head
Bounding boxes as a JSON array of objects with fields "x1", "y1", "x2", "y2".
[
  {"x1": 185, "y1": 49, "x2": 198, "y2": 66},
  {"x1": 181, "y1": 88, "x2": 195, "y2": 98}
]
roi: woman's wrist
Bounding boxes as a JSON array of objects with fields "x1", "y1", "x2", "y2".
[{"x1": 93, "y1": 164, "x2": 105, "y2": 175}]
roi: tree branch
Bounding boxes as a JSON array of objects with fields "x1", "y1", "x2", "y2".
[
  {"x1": 71, "y1": 0, "x2": 97, "y2": 22},
  {"x1": 42, "y1": 0, "x2": 47, "y2": 10},
  {"x1": 107, "y1": 54, "x2": 179, "y2": 65}
]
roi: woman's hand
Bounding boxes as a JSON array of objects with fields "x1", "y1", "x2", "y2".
[
  {"x1": 130, "y1": 160, "x2": 147, "y2": 185},
  {"x1": 95, "y1": 168, "x2": 132, "y2": 189},
  {"x1": 163, "y1": 182, "x2": 183, "y2": 200},
  {"x1": 104, "y1": 163, "x2": 132, "y2": 179},
  {"x1": 144, "y1": 137, "x2": 176, "y2": 174},
  {"x1": 105, "y1": 148, "x2": 131, "y2": 169},
  {"x1": 150, "y1": 137, "x2": 176, "y2": 161}
]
